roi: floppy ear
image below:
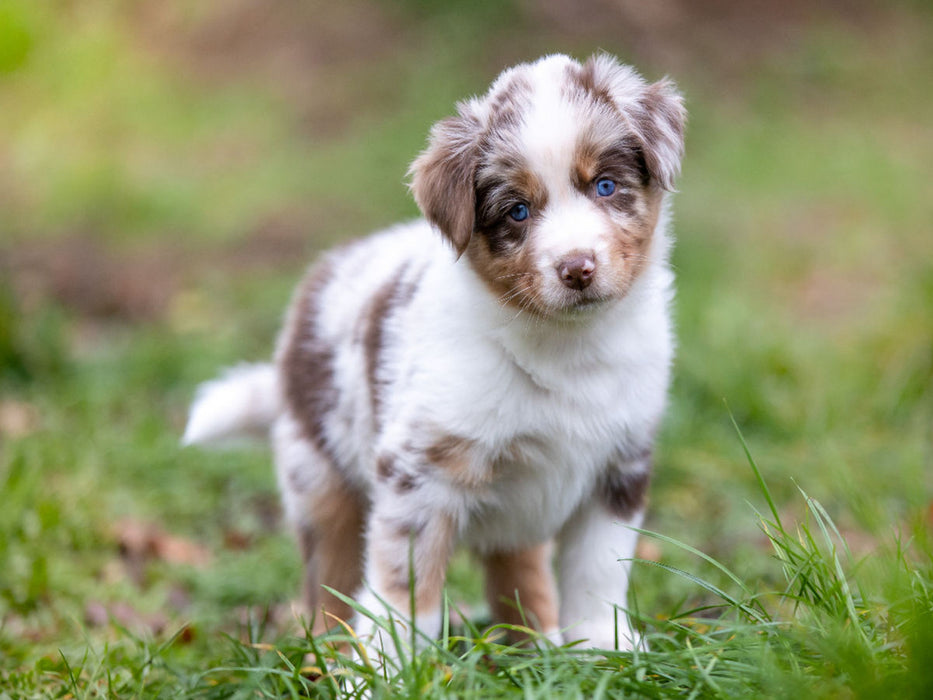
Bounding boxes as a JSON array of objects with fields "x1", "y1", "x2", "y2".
[
  {"x1": 580, "y1": 55, "x2": 686, "y2": 192},
  {"x1": 629, "y1": 79, "x2": 686, "y2": 191},
  {"x1": 409, "y1": 113, "x2": 482, "y2": 257}
]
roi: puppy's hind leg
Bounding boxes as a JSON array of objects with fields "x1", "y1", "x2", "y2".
[
  {"x1": 481, "y1": 543, "x2": 561, "y2": 645},
  {"x1": 273, "y1": 414, "x2": 367, "y2": 636}
]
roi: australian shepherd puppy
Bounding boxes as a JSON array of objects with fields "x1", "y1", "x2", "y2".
[{"x1": 184, "y1": 53, "x2": 685, "y2": 654}]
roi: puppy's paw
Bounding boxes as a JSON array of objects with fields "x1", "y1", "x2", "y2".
[
  {"x1": 568, "y1": 620, "x2": 645, "y2": 653},
  {"x1": 352, "y1": 614, "x2": 402, "y2": 669},
  {"x1": 349, "y1": 590, "x2": 443, "y2": 669}
]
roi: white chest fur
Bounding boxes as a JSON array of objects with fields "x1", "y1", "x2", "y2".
[{"x1": 369, "y1": 233, "x2": 674, "y2": 551}]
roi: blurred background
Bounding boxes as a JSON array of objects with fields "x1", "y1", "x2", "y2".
[{"x1": 0, "y1": 0, "x2": 930, "y2": 664}]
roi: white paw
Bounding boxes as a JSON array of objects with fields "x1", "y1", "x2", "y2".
[
  {"x1": 567, "y1": 620, "x2": 644, "y2": 652},
  {"x1": 349, "y1": 590, "x2": 442, "y2": 667},
  {"x1": 350, "y1": 614, "x2": 393, "y2": 662}
]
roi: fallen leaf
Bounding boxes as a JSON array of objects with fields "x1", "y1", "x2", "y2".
[
  {"x1": 114, "y1": 518, "x2": 212, "y2": 568},
  {"x1": 174, "y1": 624, "x2": 196, "y2": 644},
  {"x1": 636, "y1": 539, "x2": 662, "y2": 562},
  {"x1": 0, "y1": 400, "x2": 40, "y2": 437},
  {"x1": 223, "y1": 529, "x2": 252, "y2": 551},
  {"x1": 84, "y1": 600, "x2": 168, "y2": 635},
  {"x1": 153, "y1": 533, "x2": 212, "y2": 567}
]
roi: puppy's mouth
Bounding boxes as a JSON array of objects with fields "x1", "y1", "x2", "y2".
[
  {"x1": 572, "y1": 290, "x2": 608, "y2": 306},
  {"x1": 543, "y1": 288, "x2": 615, "y2": 317}
]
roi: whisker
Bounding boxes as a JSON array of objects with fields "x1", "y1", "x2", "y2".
[
  {"x1": 499, "y1": 282, "x2": 538, "y2": 326},
  {"x1": 494, "y1": 272, "x2": 525, "y2": 282},
  {"x1": 497, "y1": 286, "x2": 528, "y2": 306}
]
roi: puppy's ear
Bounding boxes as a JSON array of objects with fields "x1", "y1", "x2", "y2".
[
  {"x1": 409, "y1": 112, "x2": 482, "y2": 257},
  {"x1": 581, "y1": 55, "x2": 686, "y2": 192},
  {"x1": 630, "y1": 79, "x2": 686, "y2": 192}
]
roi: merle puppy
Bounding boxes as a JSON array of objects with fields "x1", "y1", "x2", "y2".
[{"x1": 184, "y1": 52, "x2": 686, "y2": 654}]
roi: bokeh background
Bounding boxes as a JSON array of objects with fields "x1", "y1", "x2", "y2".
[{"x1": 1, "y1": 0, "x2": 931, "y2": 673}]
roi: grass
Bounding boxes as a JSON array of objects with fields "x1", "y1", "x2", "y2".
[
  {"x1": 4, "y1": 451, "x2": 931, "y2": 697},
  {"x1": 1, "y1": 0, "x2": 932, "y2": 697}
]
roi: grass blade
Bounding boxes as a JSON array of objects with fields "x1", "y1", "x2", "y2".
[{"x1": 726, "y1": 403, "x2": 784, "y2": 531}]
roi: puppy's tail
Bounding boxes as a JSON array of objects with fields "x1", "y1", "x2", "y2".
[{"x1": 182, "y1": 363, "x2": 281, "y2": 447}]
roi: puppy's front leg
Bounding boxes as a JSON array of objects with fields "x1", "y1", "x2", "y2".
[
  {"x1": 354, "y1": 460, "x2": 457, "y2": 661},
  {"x1": 557, "y1": 458, "x2": 650, "y2": 651}
]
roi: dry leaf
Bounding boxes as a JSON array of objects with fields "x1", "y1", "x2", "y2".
[
  {"x1": 636, "y1": 539, "x2": 662, "y2": 562},
  {"x1": 115, "y1": 518, "x2": 212, "y2": 568},
  {"x1": 0, "y1": 400, "x2": 40, "y2": 438}
]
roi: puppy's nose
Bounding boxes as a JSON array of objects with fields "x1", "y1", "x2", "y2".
[{"x1": 556, "y1": 253, "x2": 596, "y2": 291}]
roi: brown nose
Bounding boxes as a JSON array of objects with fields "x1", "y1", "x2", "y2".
[{"x1": 556, "y1": 253, "x2": 596, "y2": 291}]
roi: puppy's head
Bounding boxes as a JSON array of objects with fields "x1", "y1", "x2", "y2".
[{"x1": 410, "y1": 54, "x2": 686, "y2": 317}]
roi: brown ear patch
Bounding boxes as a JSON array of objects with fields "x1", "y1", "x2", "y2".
[{"x1": 409, "y1": 113, "x2": 482, "y2": 256}]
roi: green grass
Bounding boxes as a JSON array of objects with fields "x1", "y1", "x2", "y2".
[
  {"x1": 1, "y1": 0, "x2": 932, "y2": 697},
  {"x1": 4, "y1": 453, "x2": 931, "y2": 698}
]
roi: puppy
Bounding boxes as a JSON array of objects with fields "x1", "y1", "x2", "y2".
[{"x1": 184, "y1": 53, "x2": 685, "y2": 654}]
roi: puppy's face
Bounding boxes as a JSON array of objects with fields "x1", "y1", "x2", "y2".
[{"x1": 411, "y1": 54, "x2": 686, "y2": 318}]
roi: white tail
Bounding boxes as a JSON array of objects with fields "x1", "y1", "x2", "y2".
[{"x1": 182, "y1": 363, "x2": 280, "y2": 446}]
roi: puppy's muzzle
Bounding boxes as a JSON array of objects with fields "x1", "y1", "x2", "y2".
[{"x1": 556, "y1": 252, "x2": 597, "y2": 291}]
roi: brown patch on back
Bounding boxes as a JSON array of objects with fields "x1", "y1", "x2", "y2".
[
  {"x1": 482, "y1": 543, "x2": 559, "y2": 637},
  {"x1": 361, "y1": 265, "x2": 418, "y2": 426},
  {"x1": 279, "y1": 262, "x2": 340, "y2": 464}
]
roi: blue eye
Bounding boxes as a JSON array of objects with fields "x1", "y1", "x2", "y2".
[
  {"x1": 509, "y1": 203, "x2": 529, "y2": 222},
  {"x1": 596, "y1": 178, "x2": 616, "y2": 197}
]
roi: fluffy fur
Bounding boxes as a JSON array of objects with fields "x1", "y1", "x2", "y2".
[{"x1": 185, "y1": 53, "x2": 686, "y2": 653}]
